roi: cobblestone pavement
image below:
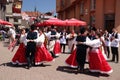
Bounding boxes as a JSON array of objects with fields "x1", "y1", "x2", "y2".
[{"x1": 0, "y1": 40, "x2": 120, "y2": 80}]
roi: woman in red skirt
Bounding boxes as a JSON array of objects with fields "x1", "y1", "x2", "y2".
[
  {"x1": 83, "y1": 33, "x2": 113, "y2": 74},
  {"x1": 35, "y1": 29, "x2": 54, "y2": 65},
  {"x1": 65, "y1": 49, "x2": 78, "y2": 68},
  {"x1": 53, "y1": 39, "x2": 61, "y2": 56},
  {"x1": 12, "y1": 28, "x2": 27, "y2": 65}
]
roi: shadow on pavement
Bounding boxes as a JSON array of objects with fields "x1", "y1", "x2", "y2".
[
  {"x1": 0, "y1": 62, "x2": 27, "y2": 69},
  {"x1": 34, "y1": 64, "x2": 52, "y2": 67},
  {"x1": 56, "y1": 66, "x2": 77, "y2": 74},
  {"x1": 56, "y1": 66, "x2": 110, "y2": 77},
  {"x1": 0, "y1": 62, "x2": 52, "y2": 69}
]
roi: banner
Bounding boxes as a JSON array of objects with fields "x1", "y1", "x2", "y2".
[{"x1": 13, "y1": 1, "x2": 22, "y2": 13}]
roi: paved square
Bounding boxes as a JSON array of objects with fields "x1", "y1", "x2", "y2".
[{"x1": 0, "y1": 41, "x2": 120, "y2": 80}]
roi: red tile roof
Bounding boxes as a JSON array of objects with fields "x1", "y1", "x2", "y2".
[{"x1": 24, "y1": 11, "x2": 41, "y2": 17}]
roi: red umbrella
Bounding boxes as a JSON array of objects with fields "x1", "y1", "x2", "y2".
[
  {"x1": 43, "y1": 18, "x2": 66, "y2": 26},
  {"x1": 65, "y1": 18, "x2": 87, "y2": 26},
  {"x1": 0, "y1": 19, "x2": 13, "y2": 26},
  {"x1": 35, "y1": 22, "x2": 45, "y2": 27}
]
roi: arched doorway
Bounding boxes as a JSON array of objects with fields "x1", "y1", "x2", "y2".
[{"x1": 104, "y1": 14, "x2": 115, "y2": 33}]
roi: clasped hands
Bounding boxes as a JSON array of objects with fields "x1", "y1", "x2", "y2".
[{"x1": 27, "y1": 39, "x2": 34, "y2": 42}]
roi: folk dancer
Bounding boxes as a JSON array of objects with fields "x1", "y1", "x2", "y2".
[
  {"x1": 7, "y1": 27, "x2": 17, "y2": 50},
  {"x1": 12, "y1": 28, "x2": 27, "y2": 65},
  {"x1": 47, "y1": 26, "x2": 60, "y2": 58},
  {"x1": 35, "y1": 28, "x2": 54, "y2": 65},
  {"x1": 53, "y1": 30, "x2": 61, "y2": 56},
  {"x1": 66, "y1": 29, "x2": 77, "y2": 53},
  {"x1": 25, "y1": 25, "x2": 38, "y2": 69},
  {"x1": 76, "y1": 27, "x2": 89, "y2": 73},
  {"x1": 83, "y1": 33, "x2": 113, "y2": 74}
]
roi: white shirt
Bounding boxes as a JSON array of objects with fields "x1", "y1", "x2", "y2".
[
  {"x1": 60, "y1": 36, "x2": 67, "y2": 44},
  {"x1": 84, "y1": 38, "x2": 101, "y2": 48},
  {"x1": 110, "y1": 33, "x2": 120, "y2": 47},
  {"x1": 104, "y1": 34, "x2": 111, "y2": 46},
  {"x1": 8, "y1": 28, "x2": 16, "y2": 39},
  {"x1": 60, "y1": 32, "x2": 67, "y2": 44},
  {"x1": 36, "y1": 33, "x2": 45, "y2": 46},
  {"x1": 66, "y1": 33, "x2": 77, "y2": 44},
  {"x1": 20, "y1": 34, "x2": 27, "y2": 46},
  {"x1": 46, "y1": 31, "x2": 60, "y2": 40}
]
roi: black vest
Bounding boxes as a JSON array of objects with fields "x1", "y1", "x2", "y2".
[
  {"x1": 51, "y1": 31, "x2": 56, "y2": 40},
  {"x1": 27, "y1": 31, "x2": 37, "y2": 40},
  {"x1": 112, "y1": 32, "x2": 118, "y2": 39}
]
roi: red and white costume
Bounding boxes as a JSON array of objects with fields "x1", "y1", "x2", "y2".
[
  {"x1": 65, "y1": 49, "x2": 78, "y2": 68},
  {"x1": 12, "y1": 34, "x2": 27, "y2": 65},
  {"x1": 65, "y1": 37, "x2": 90, "y2": 68},
  {"x1": 66, "y1": 33, "x2": 77, "y2": 52},
  {"x1": 84, "y1": 39, "x2": 113, "y2": 74},
  {"x1": 100, "y1": 36, "x2": 108, "y2": 60},
  {"x1": 35, "y1": 33, "x2": 54, "y2": 65},
  {"x1": 53, "y1": 39, "x2": 61, "y2": 56}
]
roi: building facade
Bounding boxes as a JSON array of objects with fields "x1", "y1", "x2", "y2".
[
  {"x1": 21, "y1": 11, "x2": 41, "y2": 27},
  {"x1": 5, "y1": 0, "x2": 22, "y2": 29},
  {"x1": 56, "y1": 0, "x2": 120, "y2": 33},
  {"x1": 0, "y1": 0, "x2": 8, "y2": 20}
]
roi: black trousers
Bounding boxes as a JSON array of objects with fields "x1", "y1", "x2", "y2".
[
  {"x1": 76, "y1": 47, "x2": 87, "y2": 70},
  {"x1": 60, "y1": 44, "x2": 66, "y2": 53},
  {"x1": 111, "y1": 47, "x2": 119, "y2": 62},
  {"x1": 26, "y1": 42, "x2": 36, "y2": 66},
  {"x1": 106, "y1": 46, "x2": 110, "y2": 58}
]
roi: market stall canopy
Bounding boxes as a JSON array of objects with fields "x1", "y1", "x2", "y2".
[
  {"x1": 0, "y1": 19, "x2": 13, "y2": 26},
  {"x1": 35, "y1": 18, "x2": 87, "y2": 27},
  {"x1": 35, "y1": 22, "x2": 44, "y2": 27},
  {"x1": 65, "y1": 18, "x2": 87, "y2": 27},
  {"x1": 36, "y1": 18, "x2": 66, "y2": 27}
]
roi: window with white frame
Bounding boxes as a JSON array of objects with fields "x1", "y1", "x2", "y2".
[
  {"x1": 80, "y1": 1, "x2": 84, "y2": 14},
  {"x1": 90, "y1": 15, "x2": 95, "y2": 25},
  {"x1": 90, "y1": 0, "x2": 96, "y2": 10}
]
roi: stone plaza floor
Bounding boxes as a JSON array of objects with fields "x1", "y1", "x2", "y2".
[{"x1": 0, "y1": 40, "x2": 120, "y2": 80}]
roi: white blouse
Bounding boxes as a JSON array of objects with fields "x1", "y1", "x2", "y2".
[
  {"x1": 36, "y1": 33, "x2": 45, "y2": 46},
  {"x1": 84, "y1": 38, "x2": 101, "y2": 48},
  {"x1": 20, "y1": 34, "x2": 27, "y2": 46}
]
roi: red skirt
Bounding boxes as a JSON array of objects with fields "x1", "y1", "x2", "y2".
[
  {"x1": 53, "y1": 40, "x2": 61, "y2": 56},
  {"x1": 35, "y1": 44, "x2": 54, "y2": 65},
  {"x1": 65, "y1": 49, "x2": 78, "y2": 68},
  {"x1": 12, "y1": 43, "x2": 27, "y2": 65},
  {"x1": 89, "y1": 49, "x2": 113, "y2": 74}
]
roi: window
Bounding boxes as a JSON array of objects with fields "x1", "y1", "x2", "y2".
[
  {"x1": 61, "y1": 0, "x2": 65, "y2": 8},
  {"x1": 90, "y1": 15, "x2": 95, "y2": 25},
  {"x1": 6, "y1": 17, "x2": 9, "y2": 22},
  {"x1": 80, "y1": 1, "x2": 84, "y2": 14},
  {"x1": 90, "y1": 0, "x2": 96, "y2": 10},
  {"x1": 14, "y1": 18, "x2": 18, "y2": 22}
]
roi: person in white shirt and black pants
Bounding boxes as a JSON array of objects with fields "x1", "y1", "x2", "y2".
[
  {"x1": 60, "y1": 29, "x2": 67, "y2": 53},
  {"x1": 104, "y1": 30, "x2": 111, "y2": 58},
  {"x1": 110, "y1": 28, "x2": 120, "y2": 63}
]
